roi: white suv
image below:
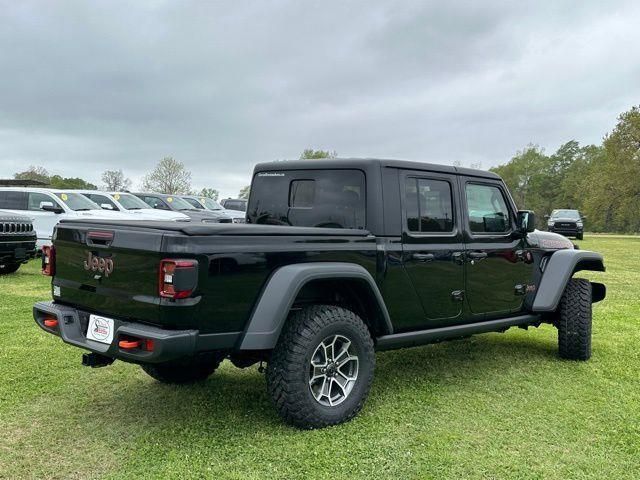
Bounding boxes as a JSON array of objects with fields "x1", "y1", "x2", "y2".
[
  {"x1": 0, "y1": 188, "x2": 137, "y2": 248},
  {"x1": 76, "y1": 191, "x2": 189, "y2": 222}
]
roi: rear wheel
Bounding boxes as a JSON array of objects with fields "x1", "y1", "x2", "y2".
[
  {"x1": 557, "y1": 279, "x2": 592, "y2": 360},
  {"x1": 141, "y1": 353, "x2": 224, "y2": 384},
  {"x1": 266, "y1": 304, "x2": 375, "y2": 429},
  {"x1": 0, "y1": 263, "x2": 21, "y2": 275}
]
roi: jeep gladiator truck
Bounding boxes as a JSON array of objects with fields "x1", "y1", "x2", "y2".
[
  {"x1": 34, "y1": 159, "x2": 606, "y2": 428},
  {"x1": 0, "y1": 211, "x2": 36, "y2": 274}
]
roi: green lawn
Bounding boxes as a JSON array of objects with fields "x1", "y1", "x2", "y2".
[{"x1": 1, "y1": 237, "x2": 638, "y2": 479}]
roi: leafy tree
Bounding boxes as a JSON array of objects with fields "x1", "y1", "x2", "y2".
[
  {"x1": 48, "y1": 175, "x2": 97, "y2": 190},
  {"x1": 300, "y1": 149, "x2": 337, "y2": 159},
  {"x1": 198, "y1": 188, "x2": 219, "y2": 200},
  {"x1": 142, "y1": 157, "x2": 192, "y2": 194},
  {"x1": 102, "y1": 169, "x2": 131, "y2": 191},
  {"x1": 238, "y1": 185, "x2": 250, "y2": 199},
  {"x1": 14, "y1": 166, "x2": 50, "y2": 184}
]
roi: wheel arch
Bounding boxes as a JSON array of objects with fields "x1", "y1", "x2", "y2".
[
  {"x1": 532, "y1": 249, "x2": 605, "y2": 312},
  {"x1": 238, "y1": 262, "x2": 392, "y2": 350}
]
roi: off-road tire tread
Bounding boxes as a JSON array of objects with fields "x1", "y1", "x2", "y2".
[
  {"x1": 142, "y1": 355, "x2": 223, "y2": 384},
  {"x1": 267, "y1": 304, "x2": 375, "y2": 429},
  {"x1": 558, "y1": 278, "x2": 592, "y2": 361}
]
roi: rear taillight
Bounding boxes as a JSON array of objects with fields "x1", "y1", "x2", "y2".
[
  {"x1": 42, "y1": 245, "x2": 56, "y2": 276},
  {"x1": 159, "y1": 259, "x2": 198, "y2": 299}
]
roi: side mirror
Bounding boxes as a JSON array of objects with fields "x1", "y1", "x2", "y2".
[
  {"x1": 517, "y1": 210, "x2": 536, "y2": 233},
  {"x1": 544, "y1": 214, "x2": 550, "y2": 219},
  {"x1": 581, "y1": 215, "x2": 587, "y2": 220},
  {"x1": 100, "y1": 203, "x2": 114, "y2": 210},
  {"x1": 40, "y1": 201, "x2": 64, "y2": 214}
]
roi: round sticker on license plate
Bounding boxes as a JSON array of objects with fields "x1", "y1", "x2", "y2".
[{"x1": 86, "y1": 315, "x2": 115, "y2": 344}]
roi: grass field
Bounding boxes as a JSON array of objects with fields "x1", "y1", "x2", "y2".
[{"x1": 1, "y1": 236, "x2": 638, "y2": 479}]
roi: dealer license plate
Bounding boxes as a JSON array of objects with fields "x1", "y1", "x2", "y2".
[{"x1": 86, "y1": 315, "x2": 115, "y2": 345}]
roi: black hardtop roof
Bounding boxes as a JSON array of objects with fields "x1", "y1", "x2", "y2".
[{"x1": 253, "y1": 158, "x2": 500, "y2": 180}]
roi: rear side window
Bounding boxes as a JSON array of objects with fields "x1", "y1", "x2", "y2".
[
  {"x1": 248, "y1": 169, "x2": 366, "y2": 229},
  {"x1": 465, "y1": 183, "x2": 511, "y2": 233},
  {"x1": 405, "y1": 178, "x2": 454, "y2": 233},
  {"x1": 0, "y1": 191, "x2": 27, "y2": 210}
]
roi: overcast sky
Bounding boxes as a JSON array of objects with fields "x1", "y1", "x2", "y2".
[{"x1": 1, "y1": 1, "x2": 639, "y2": 197}]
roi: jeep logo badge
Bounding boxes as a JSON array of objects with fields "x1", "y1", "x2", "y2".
[{"x1": 84, "y1": 252, "x2": 114, "y2": 277}]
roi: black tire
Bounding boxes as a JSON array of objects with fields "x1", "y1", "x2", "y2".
[
  {"x1": 577, "y1": 233, "x2": 584, "y2": 240},
  {"x1": 557, "y1": 279, "x2": 592, "y2": 361},
  {"x1": 266, "y1": 305, "x2": 375, "y2": 429},
  {"x1": 141, "y1": 353, "x2": 223, "y2": 384},
  {"x1": 0, "y1": 263, "x2": 21, "y2": 275}
]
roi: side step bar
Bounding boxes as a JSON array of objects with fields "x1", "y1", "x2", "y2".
[{"x1": 376, "y1": 314, "x2": 543, "y2": 351}]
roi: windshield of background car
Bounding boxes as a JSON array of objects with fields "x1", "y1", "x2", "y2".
[
  {"x1": 116, "y1": 193, "x2": 152, "y2": 210},
  {"x1": 54, "y1": 192, "x2": 101, "y2": 211},
  {"x1": 551, "y1": 210, "x2": 580, "y2": 219},
  {"x1": 202, "y1": 198, "x2": 223, "y2": 210},
  {"x1": 165, "y1": 196, "x2": 195, "y2": 210},
  {"x1": 247, "y1": 169, "x2": 366, "y2": 229},
  {"x1": 224, "y1": 200, "x2": 246, "y2": 211}
]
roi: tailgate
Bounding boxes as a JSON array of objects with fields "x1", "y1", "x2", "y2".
[{"x1": 53, "y1": 223, "x2": 167, "y2": 324}]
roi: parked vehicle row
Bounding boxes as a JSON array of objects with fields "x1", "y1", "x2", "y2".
[{"x1": 0, "y1": 187, "x2": 243, "y2": 250}]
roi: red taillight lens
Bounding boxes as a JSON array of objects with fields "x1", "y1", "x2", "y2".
[
  {"x1": 159, "y1": 259, "x2": 198, "y2": 299},
  {"x1": 42, "y1": 245, "x2": 56, "y2": 276}
]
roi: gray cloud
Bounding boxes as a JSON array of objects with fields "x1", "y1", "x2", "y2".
[{"x1": 1, "y1": 0, "x2": 638, "y2": 196}]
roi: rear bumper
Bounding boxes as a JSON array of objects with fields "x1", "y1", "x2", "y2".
[{"x1": 33, "y1": 301, "x2": 241, "y2": 364}]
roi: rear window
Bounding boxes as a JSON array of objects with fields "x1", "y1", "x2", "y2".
[{"x1": 247, "y1": 169, "x2": 366, "y2": 229}]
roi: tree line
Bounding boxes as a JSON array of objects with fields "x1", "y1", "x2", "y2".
[{"x1": 491, "y1": 105, "x2": 640, "y2": 233}]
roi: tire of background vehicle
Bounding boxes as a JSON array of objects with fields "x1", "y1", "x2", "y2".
[
  {"x1": 141, "y1": 353, "x2": 223, "y2": 384},
  {"x1": 266, "y1": 304, "x2": 375, "y2": 429},
  {"x1": 557, "y1": 278, "x2": 592, "y2": 361},
  {"x1": 0, "y1": 263, "x2": 21, "y2": 275},
  {"x1": 577, "y1": 233, "x2": 584, "y2": 240}
]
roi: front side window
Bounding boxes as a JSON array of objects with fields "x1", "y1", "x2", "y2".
[
  {"x1": 28, "y1": 192, "x2": 61, "y2": 211},
  {"x1": 143, "y1": 196, "x2": 169, "y2": 210},
  {"x1": 465, "y1": 183, "x2": 511, "y2": 233},
  {"x1": 248, "y1": 169, "x2": 366, "y2": 229},
  {"x1": 405, "y1": 178, "x2": 454, "y2": 233},
  {"x1": 86, "y1": 194, "x2": 118, "y2": 210}
]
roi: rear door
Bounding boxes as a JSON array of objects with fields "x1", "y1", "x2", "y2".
[
  {"x1": 401, "y1": 171, "x2": 465, "y2": 327},
  {"x1": 461, "y1": 178, "x2": 533, "y2": 318}
]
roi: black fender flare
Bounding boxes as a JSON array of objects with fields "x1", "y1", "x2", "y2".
[
  {"x1": 532, "y1": 249, "x2": 605, "y2": 312},
  {"x1": 238, "y1": 262, "x2": 392, "y2": 350}
]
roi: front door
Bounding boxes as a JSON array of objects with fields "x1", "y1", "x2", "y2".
[
  {"x1": 401, "y1": 172, "x2": 465, "y2": 328},
  {"x1": 461, "y1": 178, "x2": 534, "y2": 318}
]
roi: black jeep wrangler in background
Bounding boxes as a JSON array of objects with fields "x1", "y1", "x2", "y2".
[
  {"x1": 34, "y1": 159, "x2": 606, "y2": 428},
  {"x1": 0, "y1": 210, "x2": 36, "y2": 275}
]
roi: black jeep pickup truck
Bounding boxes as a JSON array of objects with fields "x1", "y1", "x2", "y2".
[
  {"x1": 34, "y1": 159, "x2": 606, "y2": 428},
  {"x1": 1, "y1": 210, "x2": 36, "y2": 275}
]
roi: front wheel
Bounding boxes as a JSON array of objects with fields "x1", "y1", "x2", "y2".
[
  {"x1": 266, "y1": 305, "x2": 375, "y2": 429},
  {"x1": 0, "y1": 263, "x2": 21, "y2": 275},
  {"x1": 141, "y1": 353, "x2": 224, "y2": 384},
  {"x1": 557, "y1": 279, "x2": 592, "y2": 360},
  {"x1": 576, "y1": 233, "x2": 584, "y2": 240}
]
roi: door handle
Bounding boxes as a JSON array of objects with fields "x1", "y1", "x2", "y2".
[
  {"x1": 452, "y1": 251, "x2": 465, "y2": 265},
  {"x1": 468, "y1": 251, "x2": 488, "y2": 261},
  {"x1": 412, "y1": 253, "x2": 435, "y2": 262}
]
